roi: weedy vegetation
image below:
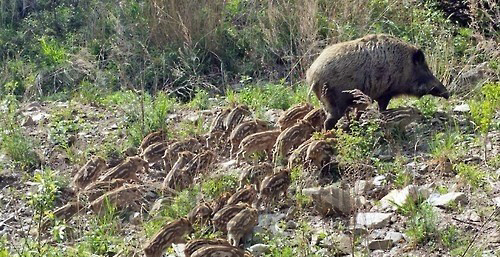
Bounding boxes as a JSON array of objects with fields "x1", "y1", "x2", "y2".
[{"x1": 0, "y1": 0, "x2": 498, "y2": 256}]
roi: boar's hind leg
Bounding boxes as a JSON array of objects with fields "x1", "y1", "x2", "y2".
[
  {"x1": 376, "y1": 94, "x2": 392, "y2": 111},
  {"x1": 323, "y1": 88, "x2": 350, "y2": 131}
]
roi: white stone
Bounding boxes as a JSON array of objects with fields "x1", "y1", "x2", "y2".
[
  {"x1": 355, "y1": 212, "x2": 393, "y2": 229},
  {"x1": 372, "y1": 175, "x2": 386, "y2": 187},
  {"x1": 220, "y1": 159, "x2": 238, "y2": 169},
  {"x1": 172, "y1": 243, "x2": 186, "y2": 257},
  {"x1": 248, "y1": 244, "x2": 271, "y2": 256},
  {"x1": 493, "y1": 197, "x2": 500, "y2": 208},
  {"x1": 453, "y1": 103, "x2": 470, "y2": 113},
  {"x1": 427, "y1": 192, "x2": 467, "y2": 207}
]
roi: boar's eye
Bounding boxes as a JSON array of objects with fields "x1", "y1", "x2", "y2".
[{"x1": 412, "y1": 49, "x2": 426, "y2": 64}]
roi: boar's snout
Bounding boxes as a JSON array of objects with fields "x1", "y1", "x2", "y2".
[{"x1": 429, "y1": 80, "x2": 450, "y2": 99}]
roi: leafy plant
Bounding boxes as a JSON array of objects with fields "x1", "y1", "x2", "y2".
[
  {"x1": 336, "y1": 120, "x2": 380, "y2": 165},
  {"x1": 469, "y1": 82, "x2": 500, "y2": 134}
]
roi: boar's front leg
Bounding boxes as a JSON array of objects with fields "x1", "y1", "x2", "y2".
[{"x1": 376, "y1": 93, "x2": 392, "y2": 111}]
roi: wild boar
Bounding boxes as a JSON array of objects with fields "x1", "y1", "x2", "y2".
[{"x1": 306, "y1": 34, "x2": 449, "y2": 130}]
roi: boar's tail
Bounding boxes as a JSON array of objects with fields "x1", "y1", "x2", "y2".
[{"x1": 307, "y1": 81, "x2": 316, "y2": 103}]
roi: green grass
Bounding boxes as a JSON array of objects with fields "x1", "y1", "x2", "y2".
[
  {"x1": 0, "y1": 128, "x2": 40, "y2": 171},
  {"x1": 453, "y1": 163, "x2": 487, "y2": 190},
  {"x1": 232, "y1": 83, "x2": 315, "y2": 117},
  {"x1": 187, "y1": 89, "x2": 211, "y2": 110},
  {"x1": 428, "y1": 128, "x2": 465, "y2": 161},
  {"x1": 100, "y1": 90, "x2": 177, "y2": 147},
  {"x1": 175, "y1": 119, "x2": 206, "y2": 139},
  {"x1": 401, "y1": 200, "x2": 439, "y2": 246},
  {"x1": 201, "y1": 174, "x2": 238, "y2": 199}
]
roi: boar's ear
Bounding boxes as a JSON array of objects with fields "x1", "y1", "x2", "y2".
[{"x1": 412, "y1": 49, "x2": 426, "y2": 64}]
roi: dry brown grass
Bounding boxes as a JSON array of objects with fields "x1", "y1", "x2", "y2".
[{"x1": 148, "y1": 0, "x2": 225, "y2": 51}]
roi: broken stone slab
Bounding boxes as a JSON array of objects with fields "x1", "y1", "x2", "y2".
[
  {"x1": 406, "y1": 161, "x2": 429, "y2": 173},
  {"x1": 320, "y1": 233, "x2": 352, "y2": 255},
  {"x1": 186, "y1": 113, "x2": 201, "y2": 122},
  {"x1": 302, "y1": 185, "x2": 353, "y2": 216},
  {"x1": 427, "y1": 192, "x2": 467, "y2": 207},
  {"x1": 380, "y1": 185, "x2": 430, "y2": 210},
  {"x1": 367, "y1": 239, "x2": 393, "y2": 250},
  {"x1": 355, "y1": 212, "x2": 393, "y2": 229}
]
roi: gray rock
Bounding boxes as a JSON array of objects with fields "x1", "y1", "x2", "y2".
[
  {"x1": 449, "y1": 62, "x2": 493, "y2": 93},
  {"x1": 355, "y1": 212, "x2": 393, "y2": 229},
  {"x1": 255, "y1": 213, "x2": 286, "y2": 235},
  {"x1": 186, "y1": 113, "x2": 201, "y2": 122},
  {"x1": 427, "y1": 192, "x2": 467, "y2": 207},
  {"x1": 352, "y1": 227, "x2": 368, "y2": 236},
  {"x1": 150, "y1": 198, "x2": 168, "y2": 215},
  {"x1": 370, "y1": 229, "x2": 387, "y2": 239},
  {"x1": 320, "y1": 234, "x2": 352, "y2": 255},
  {"x1": 264, "y1": 109, "x2": 283, "y2": 124},
  {"x1": 286, "y1": 220, "x2": 298, "y2": 229},
  {"x1": 385, "y1": 231, "x2": 404, "y2": 243},
  {"x1": 248, "y1": 244, "x2": 271, "y2": 256},
  {"x1": 353, "y1": 180, "x2": 373, "y2": 195},
  {"x1": 302, "y1": 185, "x2": 353, "y2": 216},
  {"x1": 368, "y1": 239, "x2": 393, "y2": 250},
  {"x1": 406, "y1": 161, "x2": 428, "y2": 173},
  {"x1": 453, "y1": 104, "x2": 470, "y2": 113}
]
